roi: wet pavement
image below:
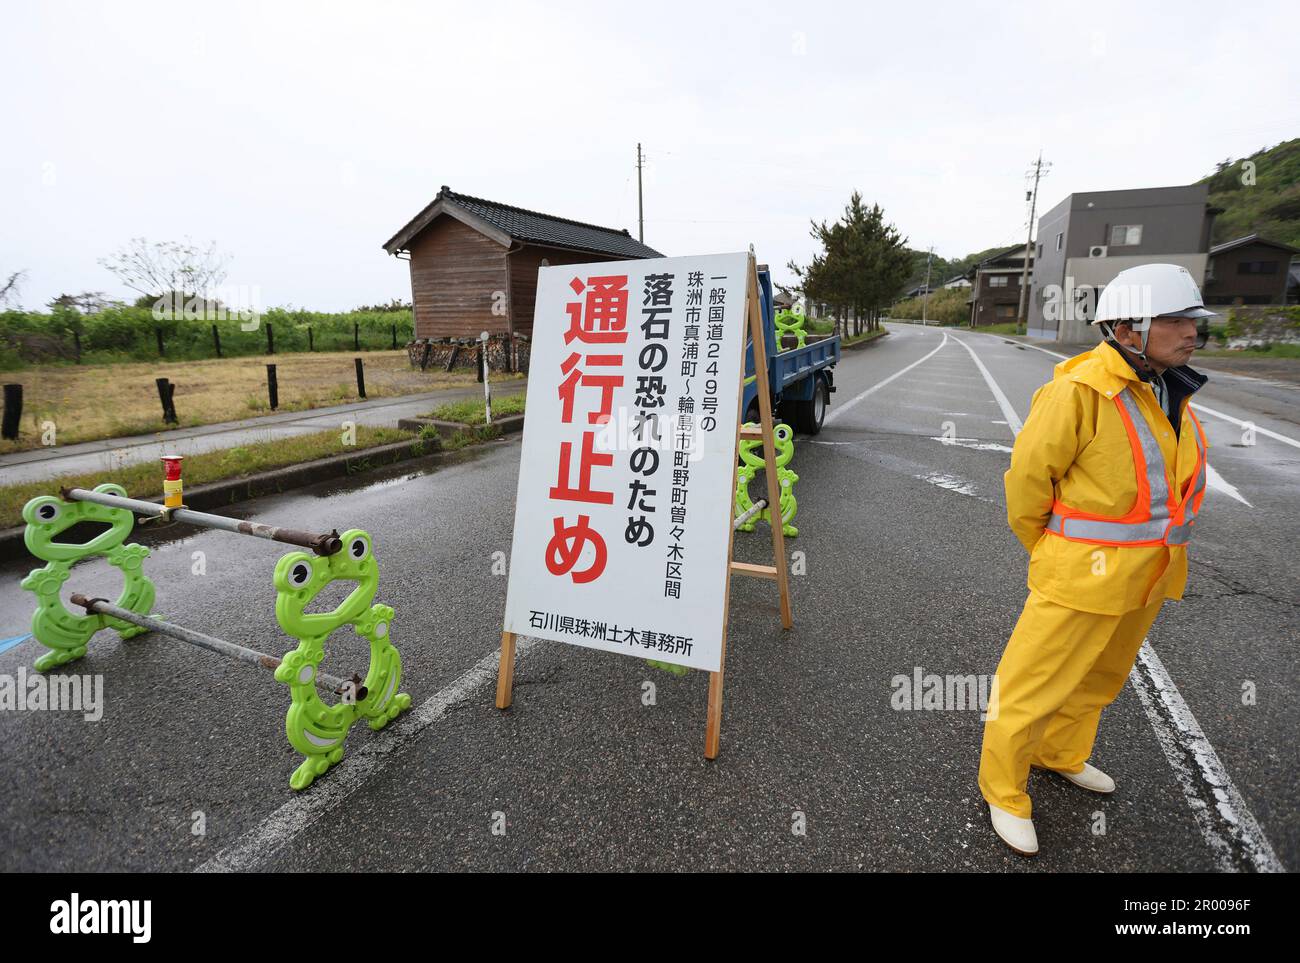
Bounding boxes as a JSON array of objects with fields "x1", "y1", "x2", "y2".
[{"x1": 0, "y1": 323, "x2": 1294, "y2": 871}]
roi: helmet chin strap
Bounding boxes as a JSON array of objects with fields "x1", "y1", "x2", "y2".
[{"x1": 1100, "y1": 320, "x2": 1154, "y2": 373}]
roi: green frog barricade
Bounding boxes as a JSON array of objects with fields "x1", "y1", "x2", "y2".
[
  {"x1": 773, "y1": 309, "x2": 808, "y2": 350},
  {"x1": 17, "y1": 480, "x2": 411, "y2": 791},
  {"x1": 734, "y1": 421, "x2": 800, "y2": 537}
]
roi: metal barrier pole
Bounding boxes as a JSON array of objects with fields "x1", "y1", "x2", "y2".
[
  {"x1": 733, "y1": 498, "x2": 767, "y2": 530},
  {"x1": 62, "y1": 487, "x2": 342, "y2": 555},
  {"x1": 70, "y1": 594, "x2": 363, "y2": 699}
]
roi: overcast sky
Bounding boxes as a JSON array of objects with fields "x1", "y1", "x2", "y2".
[{"x1": 3, "y1": 0, "x2": 1297, "y2": 311}]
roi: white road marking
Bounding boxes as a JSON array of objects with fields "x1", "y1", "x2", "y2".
[
  {"x1": 950, "y1": 337, "x2": 1023, "y2": 435},
  {"x1": 963, "y1": 329, "x2": 1300, "y2": 452},
  {"x1": 1205, "y1": 464, "x2": 1253, "y2": 507},
  {"x1": 966, "y1": 330, "x2": 1070, "y2": 362},
  {"x1": 195, "y1": 636, "x2": 544, "y2": 873},
  {"x1": 928, "y1": 436, "x2": 1014, "y2": 453},
  {"x1": 915, "y1": 471, "x2": 978, "y2": 496},
  {"x1": 1190, "y1": 401, "x2": 1300, "y2": 452},
  {"x1": 1129, "y1": 642, "x2": 1285, "y2": 872},
  {"x1": 826, "y1": 330, "x2": 950, "y2": 425}
]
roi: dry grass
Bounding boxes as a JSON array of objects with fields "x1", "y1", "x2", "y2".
[
  {"x1": 0, "y1": 350, "x2": 522, "y2": 454},
  {"x1": 0, "y1": 425, "x2": 418, "y2": 529}
]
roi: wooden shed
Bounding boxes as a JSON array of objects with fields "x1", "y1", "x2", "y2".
[{"x1": 382, "y1": 186, "x2": 662, "y2": 341}]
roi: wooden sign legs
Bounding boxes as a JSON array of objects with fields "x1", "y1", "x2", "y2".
[
  {"x1": 496, "y1": 629, "x2": 517, "y2": 709},
  {"x1": 705, "y1": 255, "x2": 793, "y2": 759}
]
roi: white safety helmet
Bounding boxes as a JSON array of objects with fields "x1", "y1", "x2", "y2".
[{"x1": 1091, "y1": 263, "x2": 1215, "y2": 361}]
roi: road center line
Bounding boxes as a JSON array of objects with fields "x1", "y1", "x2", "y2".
[
  {"x1": 195, "y1": 636, "x2": 544, "y2": 873},
  {"x1": 1129, "y1": 642, "x2": 1285, "y2": 872},
  {"x1": 825, "y1": 330, "x2": 949, "y2": 425},
  {"x1": 951, "y1": 337, "x2": 1023, "y2": 435}
]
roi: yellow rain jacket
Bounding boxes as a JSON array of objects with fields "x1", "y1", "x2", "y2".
[{"x1": 1005, "y1": 342, "x2": 1209, "y2": 615}]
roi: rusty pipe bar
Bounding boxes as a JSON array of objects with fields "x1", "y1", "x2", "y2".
[
  {"x1": 733, "y1": 498, "x2": 768, "y2": 531},
  {"x1": 62, "y1": 487, "x2": 342, "y2": 555},
  {"x1": 70, "y1": 594, "x2": 365, "y2": 700}
]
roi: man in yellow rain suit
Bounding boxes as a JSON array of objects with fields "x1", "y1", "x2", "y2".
[{"x1": 980, "y1": 263, "x2": 1213, "y2": 856}]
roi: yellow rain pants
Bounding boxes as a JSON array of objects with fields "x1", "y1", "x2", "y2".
[{"x1": 978, "y1": 589, "x2": 1163, "y2": 819}]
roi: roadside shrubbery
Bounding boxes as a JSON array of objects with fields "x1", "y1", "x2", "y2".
[
  {"x1": 0, "y1": 305, "x2": 413, "y2": 369},
  {"x1": 886, "y1": 287, "x2": 970, "y2": 325}
]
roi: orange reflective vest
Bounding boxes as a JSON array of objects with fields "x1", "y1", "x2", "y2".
[{"x1": 1045, "y1": 387, "x2": 1208, "y2": 548}]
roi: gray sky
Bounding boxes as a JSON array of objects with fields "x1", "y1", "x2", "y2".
[{"x1": 3, "y1": 0, "x2": 1297, "y2": 311}]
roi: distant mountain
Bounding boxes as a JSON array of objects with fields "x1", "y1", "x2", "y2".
[{"x1": 1201, "y1": 137, "x2": 1300, "y2": 249}]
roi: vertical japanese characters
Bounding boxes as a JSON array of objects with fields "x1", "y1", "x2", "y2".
[
  {"x1": 627, "y1": 273, "x2": 674, "y2": 553},
  {"x1": 547, "y1": 274, "x2": 629, "y2": 585}
]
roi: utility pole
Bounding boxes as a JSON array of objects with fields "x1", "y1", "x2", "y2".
[
  {"x1": 921, "y1": 246, "x2": 934, "y2": 325},
  {"x1": 636, "y1": 143, "x2": 645, "y2": 243},
  {"x1": 1017, "y1": 151, "x2": 1050, "y2": 328}
]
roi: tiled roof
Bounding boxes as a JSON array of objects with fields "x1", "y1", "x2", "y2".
[
  {"x1": 384, "y1": 187, "x2": 662, "y2": 258},
  {"x1": 1209, "y1": 233, "x2": 1298, "y2": 256}
]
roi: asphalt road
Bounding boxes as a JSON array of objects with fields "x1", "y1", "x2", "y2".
[{"x1": 1, "y1": 322, "x2": 1295, "y2": 872}]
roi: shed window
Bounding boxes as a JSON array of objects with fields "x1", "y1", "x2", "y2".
[{"x1": 1237, "y1": 260, "x2": 1278, "y2": 275}]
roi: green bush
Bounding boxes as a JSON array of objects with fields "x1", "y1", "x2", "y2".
[
  {"x1": 0, "y1": 305, "x2": 415, "y2": 369},
  {"x1": 886, "y1": 287, "x2": 970, "y2": 325}
]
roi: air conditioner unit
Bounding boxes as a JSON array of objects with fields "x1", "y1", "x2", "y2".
[{"x1": 1089, "y1": 245, "x2": 1108, "y2": 258}]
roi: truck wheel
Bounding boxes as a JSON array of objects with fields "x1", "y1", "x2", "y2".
[{"x1": 796, "y1": 377, "x2": 828, "y2": 435}]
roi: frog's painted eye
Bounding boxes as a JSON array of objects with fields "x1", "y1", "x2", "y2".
[
  {"x1": 288, "y1": 561, "x2": 312, "y2": 587},
  {"x1": 35, "y1": 502, "x2": 61, "y2": 523},
  {"x1": 347, "y1": 535, "x2": 370, "y2": 561}
]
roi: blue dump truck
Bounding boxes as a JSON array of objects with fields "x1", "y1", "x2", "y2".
[{"x1": 741, "y1": 265, "x2": 842, "y2": 435}]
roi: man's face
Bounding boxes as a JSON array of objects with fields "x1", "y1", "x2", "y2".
[{"x1": 1115, "y1": 315, "x2": 1199, "y2": 370}]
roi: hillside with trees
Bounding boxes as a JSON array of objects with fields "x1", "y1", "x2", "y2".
[
  {"x1": 1202, "y1": 137, "x2": 1300, "y2": 248},
  {"x1": 899, "y1": 246, "x2": 1007, "y2": 293}
]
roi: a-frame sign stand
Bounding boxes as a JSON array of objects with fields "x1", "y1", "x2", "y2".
[
  {"x1": 495, "y1": 251, "x2": 793, "y2": 760},
  {"x1": 705, "y1": 252, "x2": 793, "y2": 757}
]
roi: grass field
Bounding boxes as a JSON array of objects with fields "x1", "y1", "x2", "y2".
[
  {"x1": 0, "y1": 351, "x2": 522, "y2": 454},
  {"x1": 0, "y1": 425, "x2": 418, "y2": 530}
]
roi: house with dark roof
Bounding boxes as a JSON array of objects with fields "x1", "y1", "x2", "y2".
[
  {"x1": 1203, "y1": 234, "x2": 1297, "y2": 306},
  {"x1": 383, "y1": 186, "x2": 662, "y2": 341},
  {"x1": 966, "y1": 245, "x2": 1033, "y2": 327}
]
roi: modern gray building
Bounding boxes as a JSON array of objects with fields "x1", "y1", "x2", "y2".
[{"x1": 1027, "y1": 184, "x2": 1220, "y2": 342}]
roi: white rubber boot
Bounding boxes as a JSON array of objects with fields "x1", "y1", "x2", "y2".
[
  {"x1": 988, "y1": 803, "x2": 1038, "y2": 857},
  {"x1": 1054, "y1": 762, "x2": 1115, "y2": 794}
]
